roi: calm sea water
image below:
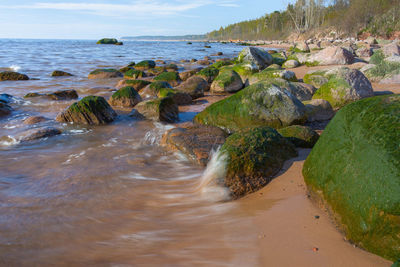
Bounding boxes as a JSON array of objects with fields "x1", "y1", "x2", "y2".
[{"x1": 0, "y1": 39, "x2": 262, "y2": 266}]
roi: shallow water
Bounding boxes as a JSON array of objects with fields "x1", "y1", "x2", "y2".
[{"x1": 0, "y1": 40, "x2": 268, "y2": 266}]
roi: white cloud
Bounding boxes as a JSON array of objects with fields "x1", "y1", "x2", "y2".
[{"x1": 0, "y1": 0, "x2": 240, "y2": 17}]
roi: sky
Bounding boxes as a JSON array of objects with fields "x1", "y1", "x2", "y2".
[{"x1": 0, "y1": 0, "x2": 287, "y2": 39}]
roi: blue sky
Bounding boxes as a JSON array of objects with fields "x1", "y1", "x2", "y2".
[{"x1": 0, "y1": 0, "x2": 287, "y2": 39}]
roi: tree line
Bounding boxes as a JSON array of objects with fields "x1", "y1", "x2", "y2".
[{"x1": 207, "y1": 0, "x2": 400, "y2": 40}]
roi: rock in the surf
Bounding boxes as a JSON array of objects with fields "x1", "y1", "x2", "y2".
[
  {"x1": 109, "y1": 86, "x2": 142, "y2": 108},
  {"x1": 51, "y1": 70, "x2": 73, "y2": 77},
  {"x1": 0, "y1": 71, "x2": 29, "y2": 81},
  {"x1": 131, "y1": 97, "x2": 179, "y2": 123},
  {"x1": 18, "y1": 127, "x2": 62, "y2": 142},
  {"x1": 88, "y1": 69, "x2": 123, "y2": 79}
]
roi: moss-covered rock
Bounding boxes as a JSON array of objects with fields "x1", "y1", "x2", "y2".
[
  {"x1": 115, "y1": 79, "x2": 151, "y2": 90},
  {"x1": 24, "y1": 90, "x2": 78, "y2": 100},
  {"x1": 271, "y1": 53, "x2": 286, "y2": 66},
  {"x1": 165, "y1": 64, "x2": 178, "y2": 71},
  {"x1": 97, "y1": 38, "x2": 119, "y2": 45},
  {"x1": 219, "y1": 127, "x2": 297, "y2": 199},
  {"x1": 56, "y1": 96, "x2": 117, "y2": 125},
  {"x1": 237, "y1": 47, "x2": 273, "y2": 70},
  {"x1": 303, "y1": 94, "x2": 400, "y2": 261},
  {"x1": 282, "y1": 59, "x2": 300, "y2": 69},
  {"x1": 109, "y1": 86, "x2": 142, "y2": 107},
  {"x1": 265, "y1": 64, "x2": 282, "y2": 71},
  {"x1": 157, "y1": 88, "x2": 192, "y2": 105},
  {"x1": 51, "y1": 70, "x2": 73, "y2": 77},
  {"x1": 303, "y1": 71, "x2": 329, "y2": 88},
  {"x1": 249, "y1": 69, "x2": 298, "y2": 84},
  {"x1": 196, "y1": 67, "x2": 219, "y2": 84},
  {"x1": 364, "y1": 50, "x2": 400, "y2": 82},
  {"x1": 194, "y1": 81, "x2": 307, "y2": 133},
  {"x1": 161, "y1": 125, "x2": 227, "y2": 166},
  {"x1": 146, "y1": 66, "x2": 167, "y2": 76},
  {"x1": 277, "y1": 125, "x2": 319, "y2": 148},
  {"x1": 179, "y1": 68, "x2": 203, "y2": 81},
  {"x1": 124, "y1": 69, "x2": 146, "y2": 79},
  {"x1": 88, "y1": 69, "x2": 123, "y2": 79},
  {"x1": 153, "y1": 71, "x2": 181, "y2": 87},
  {"x1": 255, "y1": 78, "x2": 316, "y2": 101},
  {"x1": 211, "y1": 60, "x2": 234, "y2": 69},
  {"x1": 210, "y1": 69, "x2": 243, "y2": 93},
  {"x1": 175, "y1": 76, "x2": 207, "y2": 99},
  {"x1": 131, "y1": 97, "x2": 179, "y2": 123},
  {"x1": 312, "y1": 67, "x2": 374, "y2": 108},
  {"x1": 135, "y1": 60, "x2": 156, "y2": 70},
  {"x1": 0, "y1": 71, "x2": 29, "y2": 81}
]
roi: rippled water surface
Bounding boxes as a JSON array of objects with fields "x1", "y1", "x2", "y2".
[{"x1": 0, "y1": 39, "x2": 267, "y2": 266}]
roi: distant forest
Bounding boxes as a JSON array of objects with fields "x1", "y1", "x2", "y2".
[{"x1": 207, "y1": 0, "x2": 400, "y2": 40}]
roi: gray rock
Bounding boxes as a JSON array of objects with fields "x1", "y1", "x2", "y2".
[{"x1": 237, "y1": 47, "x2": 273, "y2": 70}]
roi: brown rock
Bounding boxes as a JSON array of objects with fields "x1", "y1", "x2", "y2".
[{"x1": 23, "y1": 116, "x2": 48, "y2": 125}]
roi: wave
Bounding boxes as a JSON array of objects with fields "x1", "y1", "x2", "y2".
[{"x1": 9, "y1": 65, "x2": 21, "y2": 72}]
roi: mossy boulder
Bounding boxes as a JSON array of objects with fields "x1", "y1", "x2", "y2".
[
  {"x1": 175, "y1": 76, "x2": 207, "y2": 99},
  {"x1": 56, "y1": 96, "x2": 117, "y2": 125},
  {"x1": 211, "y1": 60, "x2": 234, "y2": 69},
  {"x1": 312, "y1": 67, "x2": 374, "y2": 108},
  {"x1": 51, "y1": 70, "x2": 73, "y2": 77},
  {"x1": 271, "y1": 53, "x2": 286, "y2": 66},
  {"x1": 161, "y1": 125, "x2": 227, "y2": 166},
  {"x1": 303, "y1": 71, "x2": 329, "y2": 88},
  {"x1": 109, "y1": 86, "x2": 142, "y2": 107},
  {"x1": 165, "y1": 64, "x2": 178, "y2": 71},
  {"x1": 135, "y1": 60, "x2": 156, "y2": 71},
  {"x1": 154, "y1": 71, "x2": 181, "y2": 87},
  {"x1": 147, "y1": 66, "x2": 167, "y2": 76},
  {"x1": 221, "y1": 63, "x2": 259, "y2": 84},
  {"x1": 115, "y1": 79, "x2": 151, "y2": 90},
  {"x1": 0, "y1": 71, "x2": 29, "y2": 81},
  {"x1": 131, "y1": 97, "x2": 179, "y2": 123},
  {"x1": 124, "y1": 69, "x2": 146, "y2": 79},
  {"x1": 157, "y1": 88, "x2": 192, "y2": 105},
  {"x1": 88, "y1": 69, "x2": 123, "y2": 79},
  {"x1": 97, "y1": 38, "x2": 119, "y2": 45},
  {"x1": 194, "y1": 81, "x2": 307, "y2": 133},
  {"x1": 196, "y1": 67, "x2": 219, "y2": 84},
  {"x1": 237, "y1": 47, "x2": 273, "y2": 71},
  {"x1": 257, "y1": 78, "x2": 316, "y2": 101},
  {"x1": 265, "y1": 64, "x2": 282, "y2": 71},
  {"x1": 303, "y1": 94, "x2": 400, "y2": 261},
  {"x1": 139, "y1": 81, "x2": 172, "y2": 99},
  {"x1": 249, "y1": 69, "x2": 297, "y2": 84},
  {"x1": 219, "y1": 127, "x2": 297, "y2": 199},
  {"x1": 282, "y1": 59, "x2": 300, "y2": 69},
  {"x1": 210, "y1": 69, "x2": 243, "y2": 94},
  {"x1": 277, "y1": 125, "x2": 319, "y2": 148}
]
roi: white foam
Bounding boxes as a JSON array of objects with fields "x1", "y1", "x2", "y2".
[
  {"x1": 0, "y1": 135, "x2": 20, "y2": 147},
  {"x1": 143, "y1": 122, "x2": 175, "y2": 145},
  {"x1": 198, "y1": 149, "x2": 231, "y2": 202},
  {"x1": 10, "y1": 65, "x2": 21, "y2": 72}
]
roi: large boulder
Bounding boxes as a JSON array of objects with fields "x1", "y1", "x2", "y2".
[
  {"x1": 307, "y1": 46, "x2": 354, "y2": 65},
  {"x1": 161, "y1": 125, "x2": 227, "y2": 166},
  {"x1": 175, "y1": 76, "x2": 207, "y2": 99},
  {"x1": 194, "y1": 81, "x2": 307, "y2": 133},
  {"x1": 115, "y1": 79, "x2": 151, "y2": 90},
  {"x1": 295, "y1": 42, "x2": 310, "y2": 52},
  {"x1": 131, "y1": 97, "x2": 179, "y2": 123},
  {"x1": 277, "y1": 125, "x2": 319, "y2": 148},
  {"x1": 210, "y1": 69, "x2": 243, "y2": 93},
  {"x1": 259, "y1": 78, "x2": 316, "y2": 101},
  {"x1": 304, "y1": 99, "x2": 335, "y2": 122},
  {"x1": 218, "y1": 127, "x2": 297, "y2": 199},
  {"x1": 153, "y1": 71, "x2": 181, "y2": 87},
  {"x1": 109, "y1": 86, "x2": 142, "y2": 107},
  {"x1": 312, "y1": 67, "x2": 374, "y2": 108},
  {"x1": 237, "y1": 47, "x2": 273, "y2": 70},
  {"x1": 303, "y1": 94, "x2": 400, "y2": 261},
  {"x1": 196, "y1": 67, "x2": 219, "y2": 84},
  {"x1": 382, "y1": 42, "x2": 400, "y2": 57},
  {"x1": 56, "y1": 96, "x2": 117, "y2": 125},
  {"x1": 0, "y1": 71, "x2": 29, "y2": 81},
  {"x1": 97, "y1": 38, "x2": 120, "y2": 45},
  {"x1": 88, "y1": 69, "x2": 123, "y2": 79},
  {"x1": 124, "y1": 69, "x2": 146, "y2": 79}
]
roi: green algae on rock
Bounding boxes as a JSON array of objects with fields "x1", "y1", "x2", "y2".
[
  {"x1": 196, "y1": 67, "x2": 220, "y2": 84},
  {"x1": 157, "y1": 88, "x2": 192, "y2": 105},
  {"x1": 96, "y1": 38, "x2": 120, "y2": 45},
  {"x1": 115, "y1": 79, "x2": 151, "y2": 90},
  {"x1": 131, "y1": 97, "x2": 179, "y2": 123},
  {"x1": 51, "y1": 70, "x2": 73, "y2": 77},
  {"x1": 237, "y1": 47, "x2": 273, "y2": 70},
  {"x1": 56, "y1": 96, "x2": 117, "y2": 125},
  {"x1": 153, "y1": 71, "x2": 181, "y2": 87},
  {"x1": 277, "y1": 125, "x2": 319, "y2": 148},
  {"x1": 0, "y1": 71, "x2": 29, "y2": 81},
  {"x1": 139, "y1": 81, "x2": 172, "y2": 99},
  {"x1": 124, "y1": 69, "x2": 146, "y2": 79},
  {"x1": 303, "y1": 94, "x2": 400, "y2": 261},
  {"x1": 135, "y1": 60, "x2": 156, "y2": 71},
  {"x1": 219, "y1": 126, "x2": 297, "y2": 199},
  {"x1": 194, "y1": 81, "x2": 307, "y2": 133},
  {"x1": 109, "y1": 86, "x2": 142, "y2": 107},
  {"x1": 210, "y1": 69, "x2": 243, "y2": 93},
  {"x1": 175, "y1": 76, "x2": 207, "y2": 99},
  {"x1": 88, "y1": 69, "x2": 123, "y2": 79}
]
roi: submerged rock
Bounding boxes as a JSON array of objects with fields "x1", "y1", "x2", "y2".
[
  {"x1": 19, "y1": 127, "x2": 62, "y2": 142},
  {"x1": 210, "y1": 69, "x2": 243, "y2": 94},
  {"x1": 161, "y1": 125, "x2": 227, "y2": 166},
  {"x1": 0, "y1": 71, "x2": 29, "y2": 81},
  {"x1": 194, "y1": 81, "x2": 307, "y2": 133},
  {"x1": 219, "y1": 127, "x2": 297, "y2": 199},
  {"x1": 56, "y1": 96, "x2": 117, "y2": 125},
  {"x1": 131, "y1": 97, "x2": 179, "y2": 123},
  {"x1": 109, "y1": 86, "x2": 142, "y2": 108},
  {"x1": 51, "y1": 70, "x2": 73, "y2": 77},
  {"x1": 88, "y1": 69, "x2": 123, "y2": 79},
  {"x1": 24, "y1": 90, "x2": 78, "y2": 100},
  {"x1": 23, "y1": 116, "x2": 48, "y2": 125},
  {"x1": 303, "y1": 94, "x2": 400, "y2": 261},
  {"x1": 277, "y1": 125, "x2": 319, "y2": 148}
]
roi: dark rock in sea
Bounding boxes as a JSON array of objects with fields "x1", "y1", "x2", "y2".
[
  {"x1": 175, "y1": 76, "x2": 207, "y2": 99},
  {"x1": 56, "y1": 96, "x2": 117, "y2": 125},
  {"x1": 131, "y1": 97, "x2": 179, "y2": 123},
  {"x1": 154, "y1": 71, "x2": 181, "y2": 87},
  {"x1": 23, "y1": 116, "x2": 48, "y2": 125},
  {"x1": 115, "y1": 79, "x2": 151, "y2": 90},
  {"x1": 210, "y1": 69, "x2": 243, "y2": 94},
  {"x1": 303, "y1": 94, "x2": 400, "y2": 261},
  {"x1": 219, "y1": 126, "x2": 297, "y2": 199},
  {"x1": 88, "y1": 69, "x2": 123, "y2": 79},
  {"x1": 97, "y1": 38, "x2": 121, "y2": 45},
  {"x1": 24, "y1": 90, "x2": 78, "y2": 100},
  {"x1": 109, "y1": 86, "x2": 142, "y2": 108},
  {"x1": 161, "y1": 125, "x2": 227, "y2": 166},
  {"x1": 277, "y1": 125, "x2": 319, "y2": 148},
  {"x1": 135, "y1": 60, "x2": 156, "y2": 71},
  {"x1": 51, "y1": 70, "x2": 73, "y2": 77},
  {"x1": 19, "y1": 127, "x2": 62, "y2": 142},
  {"x1": 0, "y1": 93, "x2": 13, "y2": 104},
  {"x1": 124, "y1": 69, "x2": 146, "y2": 79},
  {"x1": 0, "y1": 102, "x2": 12, "y2": 117},
  {"x1": 194, "y1": 81, "x2": 307, "y2": 133},
  {"x1": 0, "y1": 71, "x2": 29, "y2": 81}
]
